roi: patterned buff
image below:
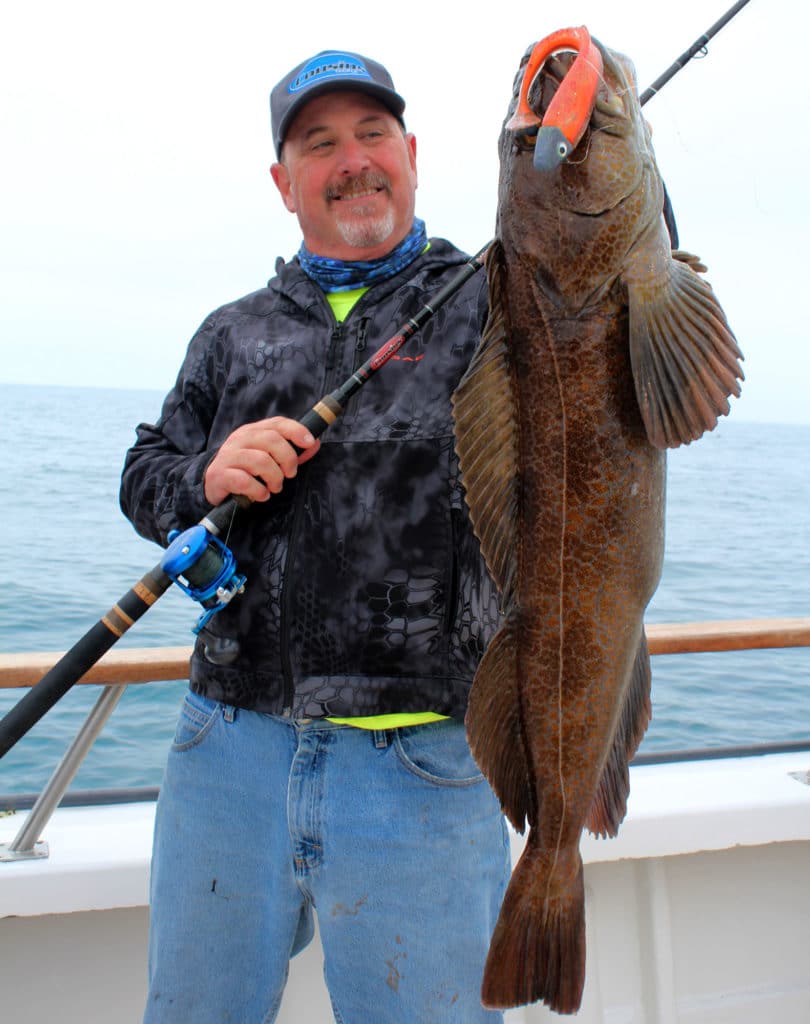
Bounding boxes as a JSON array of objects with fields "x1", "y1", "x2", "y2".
[{"x1": 297, "y1": 218, "x2": 428, "y2": 293}]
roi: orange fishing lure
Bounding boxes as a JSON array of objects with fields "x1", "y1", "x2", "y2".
[{"x1": 507, "y1": 26, "x2": 603, "y2": 170}]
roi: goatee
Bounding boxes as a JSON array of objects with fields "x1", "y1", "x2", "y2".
[
  {"x1": 326, "y1": 173, "x2": 396, "y2": 251},
  {"x1": 337, "y1": 209, "x2": 396, "y2": 249}
]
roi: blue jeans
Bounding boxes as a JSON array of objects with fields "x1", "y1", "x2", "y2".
[{"x1": 144, "y1": 692, "x2": 510, "y2": 1023}]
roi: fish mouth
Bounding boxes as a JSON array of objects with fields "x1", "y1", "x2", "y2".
[
  {"x1": 511, "y1": 41, "x2": 632, "y2": 160},
  {"x1": 590, "y1": 46, "x2": 635, "y2": 135}
]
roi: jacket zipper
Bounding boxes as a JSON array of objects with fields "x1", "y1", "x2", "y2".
[
  {"x1": 279, "y1": 319, "x2": 346, "y2": 716},
  {"x1": 355, "y1": 318, "x2": 369, "y2": 361}
]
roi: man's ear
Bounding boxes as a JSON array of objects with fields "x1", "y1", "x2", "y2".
[
  {"x1": 406, "y1": 132, "x2": 418, "y2": 188},
  {"x1": 270, "y1": 162, "x2": 296, "y2": 213}
]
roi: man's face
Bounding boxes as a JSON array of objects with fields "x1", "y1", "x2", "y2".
[{"x1": 271, "y1": 91, "x2": 418, "y2": 261}]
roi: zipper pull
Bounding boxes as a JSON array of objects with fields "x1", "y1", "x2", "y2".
[
  {"x1": 355, "y1": 318, "x2": 369, "y2": 357},
  {"x1": 325, "y1": 323, "x2": 343, "y2": 374}
]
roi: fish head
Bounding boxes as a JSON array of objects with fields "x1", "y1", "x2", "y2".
[{"x1": 497, "y1": 35, "x2": 664, "y2": 307}]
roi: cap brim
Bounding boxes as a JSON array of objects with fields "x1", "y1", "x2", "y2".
[{"x1": 275, "y1": 81, "x2": 406, "y2": 156}]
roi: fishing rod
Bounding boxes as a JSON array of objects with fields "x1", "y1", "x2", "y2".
[
  {"x1": 0, "y1": 247, "x2": 488, "y2": 759},
  {"x1": 0, "y1": 0, "x2": 753, "y2": 760},
  {"x1": 639, "y1": 0, "x2": 753, "y2": 105}
]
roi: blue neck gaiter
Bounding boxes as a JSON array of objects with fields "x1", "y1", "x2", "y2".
[{"x1": 297, "y1": 218, "x2": 428, "y2": 293}]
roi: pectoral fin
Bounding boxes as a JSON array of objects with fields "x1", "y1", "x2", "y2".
[{"x1": 624, "y1": 231, "x2": 744, "y2": 449}]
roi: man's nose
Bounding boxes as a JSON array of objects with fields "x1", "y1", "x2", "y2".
[{"x1": 335, "y1": 137, "x2": 370, "y2": 174}]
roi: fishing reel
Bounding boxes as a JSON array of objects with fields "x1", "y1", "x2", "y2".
[{"x1": 161, "y1": 525, "x2": 246, "y2": 665}]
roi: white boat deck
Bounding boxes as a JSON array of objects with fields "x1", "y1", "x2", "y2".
[{"x1": 2, "y1": 750, "x2": 809, "y2": 1022}]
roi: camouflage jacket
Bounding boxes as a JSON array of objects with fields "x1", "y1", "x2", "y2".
[{"x1": 119, "y1": 239, "x2": 500, "y2": 718}]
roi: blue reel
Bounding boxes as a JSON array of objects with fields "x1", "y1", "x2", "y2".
[{"x1": 161, "y1": 525, "x2": 246, "y2": 634}]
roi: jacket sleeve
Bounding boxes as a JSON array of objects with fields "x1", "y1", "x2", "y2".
[{"x1": 119, "y1": 315, "x2": 224, "y2": 546}]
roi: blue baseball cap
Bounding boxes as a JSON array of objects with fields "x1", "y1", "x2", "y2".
[{"x1": 270, "y1": 50, "x2": 406, "y2": 157}]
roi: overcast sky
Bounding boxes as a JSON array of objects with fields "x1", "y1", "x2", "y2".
[{"x1": 1, "y1": 0, "x2": 806, "y2": 425}]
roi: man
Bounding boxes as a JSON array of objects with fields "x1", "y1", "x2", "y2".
[{"x1": 121, "y1": 49, "x2": 510, "y2": 1023}]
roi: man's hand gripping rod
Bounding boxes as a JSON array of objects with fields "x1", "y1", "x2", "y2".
[
  {"x1": 206, "y1": 244, "x2": 489, "y2": 533},
  {"x1": 0, "y1": 0, "x2": 755, "y2": 757},
  {"x1": 0, "y1": 246, "x2": 488, "y2": 759}
]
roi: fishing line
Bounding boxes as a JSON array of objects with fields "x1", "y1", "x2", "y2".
[
  {"x1": 221, "y1": 502, "x2": 238, "y2": 550},
  {"x1": 0, "y1": 0, "x2": 755, "y2": 760}
]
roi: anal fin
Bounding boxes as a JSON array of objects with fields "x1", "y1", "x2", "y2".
[{"x1": 586, "y1": 632, "x2": 652, "y2": 838}]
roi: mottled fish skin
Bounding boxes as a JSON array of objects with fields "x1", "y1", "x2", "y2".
[{"x1": 452, "y1": 39, "x2": 743, "y2": 1015}]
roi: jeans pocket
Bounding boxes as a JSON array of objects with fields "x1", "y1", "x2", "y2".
[
  {"x1": 393, "y1": 721, "x2": 484, "y2": 787},
  {"x1": 171, "y1": 690, "x2": 222, "y2": 751}
]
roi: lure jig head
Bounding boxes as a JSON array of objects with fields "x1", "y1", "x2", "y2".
[{"x1": 507, "y1": 26, "x2": 603, "y2": 171}]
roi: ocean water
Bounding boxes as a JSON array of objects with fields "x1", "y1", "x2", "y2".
[{"x1": 0, "y1": 382, "x2": 808, "y2": 796}]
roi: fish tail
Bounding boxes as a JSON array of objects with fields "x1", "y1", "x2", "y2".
[{"x1": 481, "y1": 839, "x2": 586, "y2": 1014}]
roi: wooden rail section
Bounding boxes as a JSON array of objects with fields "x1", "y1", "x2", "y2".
[{"x1": 0, "y1": 618, "x2": 808, "y2": 690}]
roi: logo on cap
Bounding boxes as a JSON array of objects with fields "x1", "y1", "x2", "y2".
[{"x1": 288, "y1": 52, "x2": 373, "y2": 95}]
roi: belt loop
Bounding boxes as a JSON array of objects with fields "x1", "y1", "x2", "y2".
[
  {"x1": 373, "y1": 729, "x2": 389, "y2": 749},
  {"x1": 223, "y1": 705, "x2": 235, "y2": 724}
]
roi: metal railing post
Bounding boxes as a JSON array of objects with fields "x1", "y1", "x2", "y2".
[{"x1": 0, "y1": 684, "x2": 127, "y2": 861}]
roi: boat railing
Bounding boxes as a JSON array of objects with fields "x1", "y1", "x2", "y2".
[{"x1": 1, "y1": 616, "x2": 809, "y2": 863}]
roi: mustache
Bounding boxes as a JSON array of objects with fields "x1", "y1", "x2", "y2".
[{"x1": 325, "y1": 173, "x2": 390, "y2": 201}]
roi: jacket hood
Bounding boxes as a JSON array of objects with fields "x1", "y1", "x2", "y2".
[{"x1": 267, "y1": 236, "x2": 473, "y2": 313}]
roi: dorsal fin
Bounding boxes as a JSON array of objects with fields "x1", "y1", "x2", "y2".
[{"x1": 451, "y1": 243, "x2": 521, "y2": 607}]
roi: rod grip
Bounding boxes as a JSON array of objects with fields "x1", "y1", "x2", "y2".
[
  {"x1": 0, "y1": 567, "x2": 172, "y2": 759},
  {"x1": 300, "y1": 399, "x2": 341, "y2": 438},
  {"x1": 202, "y1": 494, "x2": 252, "y2": 534}
]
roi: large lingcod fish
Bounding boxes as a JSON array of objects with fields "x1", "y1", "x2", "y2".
[{"x1": 452, "y1": 28, "x2": 744, "y2": 1015}]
